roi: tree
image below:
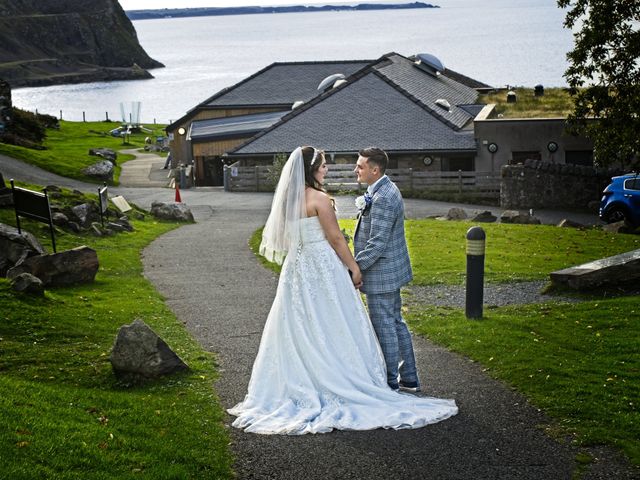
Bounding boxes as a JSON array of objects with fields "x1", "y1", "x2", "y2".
[{"x1": 558, "y1": 0, "x2": 640, "y2": 170}]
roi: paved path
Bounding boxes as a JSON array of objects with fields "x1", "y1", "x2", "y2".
[
  {"x1": 119, "y1": 148, "x2": 168, "y2": 188},
  {"x1": 2, "y1": 153, "x2": 635, "y2": 479},
  {"x1": 141, "y1": 197, "x2": 635, "y2": 480}
]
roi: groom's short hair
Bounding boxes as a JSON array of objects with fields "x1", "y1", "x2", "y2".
[{"x1": 358, "y1": 147, "x2": 388, "y2": 173}]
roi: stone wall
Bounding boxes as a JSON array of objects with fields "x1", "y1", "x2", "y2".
[{"x1": 500, "y1": 160, "x2": 621, "y2": 210}]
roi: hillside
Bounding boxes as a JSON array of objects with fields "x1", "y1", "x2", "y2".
[{"x1": 0, "y1": 0, "x2": 163, "y2": 88}]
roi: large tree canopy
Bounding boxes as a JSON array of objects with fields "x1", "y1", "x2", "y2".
[{"x1": 558, "y1": 0, "x2": 640, "y2": 170}]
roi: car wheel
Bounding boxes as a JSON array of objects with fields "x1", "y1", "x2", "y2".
[{"x1": 605, "y1": 206, "x2": 629, "y2": 224}]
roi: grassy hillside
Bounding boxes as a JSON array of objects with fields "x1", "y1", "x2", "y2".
[{"x1": 0, "y1": 120, "x2": 167, "y2": 184}]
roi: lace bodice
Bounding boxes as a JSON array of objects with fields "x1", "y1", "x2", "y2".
[{"x1": 299, "y1": 216, "x2": 326, "y2": 244}]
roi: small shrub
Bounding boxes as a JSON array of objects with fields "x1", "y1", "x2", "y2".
[
  {"x1": 0, "y1": 108, "x2": 52, "y2": 147},
  {"x1": 266, "y1": 152, "x2": 288, "y2": 186}
]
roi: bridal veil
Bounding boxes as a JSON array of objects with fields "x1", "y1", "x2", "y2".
[{"x1": 259, "y1": 147, "x2": 307, "y2": 264}]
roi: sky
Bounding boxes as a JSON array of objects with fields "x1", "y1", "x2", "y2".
[{"x1": 117, "y1": 0, "x2": 378, "y2": 10}]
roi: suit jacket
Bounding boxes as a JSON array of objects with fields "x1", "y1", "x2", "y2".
[{"x1": 354, "y1": 176, "x2": 413, "y2": 295}]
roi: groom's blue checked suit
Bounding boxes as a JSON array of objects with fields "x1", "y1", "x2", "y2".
[{"x1": 353, "y1": 175, "x2": 419, "y2": 390}]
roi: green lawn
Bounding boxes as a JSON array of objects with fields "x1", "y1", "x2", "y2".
[
  {"x1": 336, "y1": 220, "x2": 639, "y2": 466},
  {"x1": 0, "y1": 120, "x2": 167, "y2": 184},
  {"x1": 407, "y1": 299, "x2": 639, "y2": 466},
  {"x1": 0, "y1": 191, "x2": 232, "y2": 479}
]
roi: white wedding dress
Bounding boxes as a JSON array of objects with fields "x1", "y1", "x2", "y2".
[{"x1": 228, "y1": 216, "x2": 458, "y2": 434}]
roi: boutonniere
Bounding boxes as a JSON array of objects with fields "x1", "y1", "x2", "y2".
[{"x1": 355, "y1": 192, "x2": 372, "y2": 212}]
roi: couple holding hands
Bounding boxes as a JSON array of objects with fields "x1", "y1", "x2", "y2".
[{"x1": 228, "y1": 146, "x2": 457, "y2": 435}]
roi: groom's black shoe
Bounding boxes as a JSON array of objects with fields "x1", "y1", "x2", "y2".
[{"x1": 399, "y1": 381, "x2": 421, "y2": 393}]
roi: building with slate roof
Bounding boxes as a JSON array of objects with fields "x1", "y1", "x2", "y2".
[
  {"x1": 226, "y1": 53, "x2": 485, "y2": 172},
  {"x1": 166, "y1": 59, "x2": 371, "y2": 185},
  {"x1": 167, "y1": 51, "x2": 594, "y2": 187}
]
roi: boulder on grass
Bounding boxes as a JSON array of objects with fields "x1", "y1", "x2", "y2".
[
  {"x1": 471, "y1": 210, "x2": 497, "y2": 223},
  {"x1": 89, "y1": 148, "x2": 117, "y2": 165},
  {"x1": 11, "y1": 272, "x2": 44, "y2": 295},
  {"x1": 0, "y1": 222, "x2": 46, "y2": 276},
  {"x1": 83, "y1": 160, "x2": 114, "y2": 182},
  {"x1": 71, "y1": 202, "x2": 98, "y2": 227},
  {"x1": 6, "y1": 245, "x2": 99, "y2": 287},
  {"x1": 500, "y1": 210, "x2": 541, "y2": 225},
  {"x1": 445, "y1": 207, "x2": 467, "y2": 220},
  {"x1": 150, "y1": 201, "x2": 194, "y2": 222},
  {"x1": 557, "y1": 218, "x2": 585, "y2": 229},
  {"x1": 110, "y1": 319, "x2": 189, "y2": 382},
  {"x1": 602, "y1": 221, "x2": 636, "y2": 234}
]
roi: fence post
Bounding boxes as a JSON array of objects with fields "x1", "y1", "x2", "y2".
[
  {"x1": 409, "y1": 168, "x2": 413, "y2": 191},
  {"x1": 59, "y1": 110, "x2": 62, "y2": 120},
  {"x1": 255, "y1": 166, "x2": 260, "y2": 191},
  {"x1": 83, "y1": 111, "x2": 86, "y2": 122},
  {"x1": 458, "y1": 169, "x2": 463, "y2": 194}
]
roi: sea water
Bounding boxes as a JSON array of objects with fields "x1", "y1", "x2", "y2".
[{"x1": 11, "y1": 0, "x2": 572, "y2": 124}]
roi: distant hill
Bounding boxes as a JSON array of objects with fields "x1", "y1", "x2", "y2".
[
  {"x1": 0, "y1": 0, "x2": 164, "y2": 88},
  {"x1": 126, "y1": 2, "x2": 439, "y2": 20}
]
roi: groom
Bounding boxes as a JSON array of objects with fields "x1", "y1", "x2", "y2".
[{"x1": 353, "y1": 147, "x2": 420, "y2": 392}]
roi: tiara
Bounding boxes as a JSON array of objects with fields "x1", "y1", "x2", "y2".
[{"x1": 310, "y1": 148, "x2": 319, "y2": 166}]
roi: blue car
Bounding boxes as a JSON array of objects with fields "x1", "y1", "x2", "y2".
[{"x1": 599, "y1": 173, "x2": 640, "y2": 226}]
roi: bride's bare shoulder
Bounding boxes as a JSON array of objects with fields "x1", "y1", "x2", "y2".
[{"x1": 306, "y1": 189, "x2": 332, "y2": 215}]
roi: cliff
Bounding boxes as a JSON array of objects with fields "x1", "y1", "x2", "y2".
[{"x1": 0, "y1": 0, "x2": 164, "y2": 88}]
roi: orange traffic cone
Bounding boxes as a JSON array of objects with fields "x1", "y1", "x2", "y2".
[{"x1": 175, "y1": 182, "x2": 182, "y2": 202}]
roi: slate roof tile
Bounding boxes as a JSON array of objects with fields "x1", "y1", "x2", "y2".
[{"x1": 230, "y1": 72, "x2": 476, "y2": 155}]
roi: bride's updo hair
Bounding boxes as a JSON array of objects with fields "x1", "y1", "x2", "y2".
[{"x1": 301, "y1": 145, "x2": 325, "y2": 192}]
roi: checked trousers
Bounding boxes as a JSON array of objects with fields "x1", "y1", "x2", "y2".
[{"x1": 366, "y1": 290, "x2": 419, "y2": 389}]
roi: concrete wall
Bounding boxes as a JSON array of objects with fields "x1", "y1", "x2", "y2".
[
  {"x1": 500, "y1": 160, "x2": 618, "y2": 210},
  {"x1": 474, "y1": 118, "x2": 594, "y2": 173}
]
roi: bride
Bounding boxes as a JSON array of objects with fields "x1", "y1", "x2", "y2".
[{"x1": 228, "y1": 146, "x2": 458, "y2": 434}]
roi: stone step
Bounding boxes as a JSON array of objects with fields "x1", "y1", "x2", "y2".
[{"x1": 550, "y1": 248, "x2": 640, "y2": 290}]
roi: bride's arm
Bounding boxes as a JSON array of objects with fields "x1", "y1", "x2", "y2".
[{"x1": 314, "y1": 192, "x2": 362, "y2": 287}]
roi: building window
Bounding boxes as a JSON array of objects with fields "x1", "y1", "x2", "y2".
[
  {"x1": 441, "y1": 157, "x2": 474, "y2": 171},
  {"x1": 511, "y1": 151, "x2": 541, "y2": 164},
  {"x1": 565, "y1": 150, "x2": 594, "y2": 166}
]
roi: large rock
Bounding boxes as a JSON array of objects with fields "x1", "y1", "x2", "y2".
[
  {"x1": 550, "y1": 248, "x2": 640, "y2": 290},
  {"x1": 602, "y1": 221, "x2": 636, "y2": 234},
  {"x1": 0, "y1": 222, "x2": 46, "y2": 276},
  {"x1": 71, "y1": 202, "x2": 98, "y2": 227},
  {"x1": 557, "y1": 218, "x2": 585, "y2": 229},
  {"x1": 500, "y1": 210, "x2": 541, "y2": 225},
  {"x1": 110, "y1": 319, "x2": 189, "y2": 381},
  {"x1": 445, "y1": 207, "x2": 467, "y2": 220},
  {"x1": 150, "y1": 201, "x2": 194, "y2": 222},
  {"x1": 83, "y1": 160, "x2": 114, "y2": 182},
  {"x1": 89, "y1": 148, "x2": 117, "y2": 165},
  {"x1": 11, "y1": 272, "x2": 44, "y2": 295},
  {"x1": 6, "y1": 245, "x2": 99, "y2": 287},
  {"x1": 471, "y1": 210, "x2": 497, "y2": 223}
]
